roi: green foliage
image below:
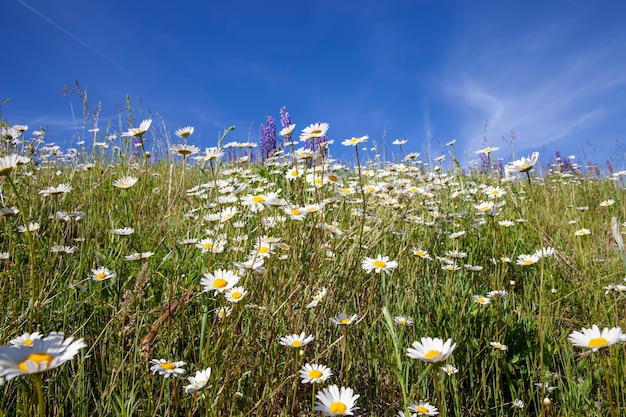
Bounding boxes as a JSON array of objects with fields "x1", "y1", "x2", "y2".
[{"x1": 0, "y1": 117, "x2": 625, "y2": 416}]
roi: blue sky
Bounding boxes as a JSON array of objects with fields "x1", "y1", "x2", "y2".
[{"x1": 2, "y1": 0, "x2": 626, "y2": 169}]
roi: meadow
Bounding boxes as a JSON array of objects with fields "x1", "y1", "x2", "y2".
[{"x1": 0, "y1": 108, "x2": 625, "y2": 416}]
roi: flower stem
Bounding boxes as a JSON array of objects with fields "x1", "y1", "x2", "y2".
[
  {"x1": 601, "y1": 349, "x2": 617, "y2": 417},
  {"x1": 7, "y1": 175, "x2": 37, "y2": 329},
  {"x1": 34, "y1": 374, "x2": 45, "y2": 417}
]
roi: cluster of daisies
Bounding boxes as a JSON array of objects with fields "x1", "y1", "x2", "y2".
[{"x1": 2, "y1": 119, "x2": 626, "y2": 416}]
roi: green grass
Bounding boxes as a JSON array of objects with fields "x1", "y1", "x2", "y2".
[{"x1": 0, "y1": 119, "x2": 626, "y2": 416}]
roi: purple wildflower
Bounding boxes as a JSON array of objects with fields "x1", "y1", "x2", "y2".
[
  {"x1": 280, "y1": 106, "x2": 291, "y2": 129},
  {"x1": 260, "y1": 116, "x2": 277, "y2": 161}
]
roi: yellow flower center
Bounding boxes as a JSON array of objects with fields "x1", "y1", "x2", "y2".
[
  {"x1": 160, "y1": 362, "x2": 176, "y2": 371},
  {"x1": 341, "y1": 189, "x2": 350, "y2": 194},
  {"x1": 22, "y1": 339, "x2": 34, "y2": 346},
  {"x1": 372, "y1": 260, "x2": 387, "y2": 268},
  {"x1": 328, "y1": 175, "x2": 338, "y2": 182},
  {"x1": 252, "y1": 196, "x2": 265, "y2": 203},
  {"x1": 588, "y1": 337, "x2": 609, "y2": 348},
  {"x1": 231, "y1": 291, "x2": 242, "y2": 299},
  {"x1": 314, "y1": 178, "x2": 323, "y2": 184},
  {"x1": 96, "y1": 273, "x2": 107, "y2": 280},
  {"x1": 213, "y1": 278, "x2": 227, "y2": 288},
  {"x1": 329, "y1": 402, "x2": 347, "y2": 413},
  {"x1": 417, "y1": 405, "x2": 429, "y2": 413},
  {"x1": 308, "y1": 369, "x2": 323, "y2": 379},
  {"x1": 416, "y1": 251, "x2": 425, "y2": 257},
  {"x1": 18, "y1": 353, "x2": 53, "y2": 371},
  {"x1": 524, "y1": 259, "x2": 534, "y2": 265},
  {"x1": 424, "y1": 350, "x2": 440, "y2": 360},
  {"x1": 311, "y1": 129, "x2": 322, "y2": 136},
  {"x1": 203, "y1": 243, "x2": 213, "y2": 249},
  {"x1": 340, "y1": 318, "x2": 351, "y2": 324},
  {"x1": 291, "y1": 209, "x2": 301, "y2": 215},
  {"x1": 259, "y1": 246, "x2": 270, "y2": 254},
  {"x1": 291, "y1": 340, "x2": 302, "y2": 347},
  {"x1": 0, "y1": 166, "x2": 15, "y2": 177}
]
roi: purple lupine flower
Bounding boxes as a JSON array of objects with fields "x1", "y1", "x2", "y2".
[
  {"x1": 478, "y1": 152, "x2": 490, "y2": 174},
  {"x1": 260, "y1": 116, "x2": 277, "y2": 161},
  {"x1": 494, "y1": 159, "x2": 504, "y2": 177},
  {"x1": 606, "y1": 160, "x2": 614, "y2": 176},
  {"x1": 555, "y1": 150, "x2": 576, "y2": 174},
  {"x1": 280, "y1": 106, "x2": 291, "y2": 129}
]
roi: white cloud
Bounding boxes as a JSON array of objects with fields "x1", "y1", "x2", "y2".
[{"x1": 441, "y1": 16, "x2": 626, "y2": 159}]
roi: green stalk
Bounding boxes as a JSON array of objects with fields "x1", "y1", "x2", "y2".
[{"x1": 34, "y1": 374, "x2": 45, "y2": 417}]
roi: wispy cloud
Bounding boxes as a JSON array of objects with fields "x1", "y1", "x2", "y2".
[
  {"x1": 441, "y1": 16, "x2": 626, "y2": 157},
  {"x1": 17, "y1": 0, "x2": 126, "y2": 73}
]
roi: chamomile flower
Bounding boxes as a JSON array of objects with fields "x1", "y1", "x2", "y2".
[
  {"x1": 516, "y1": 254, "x2": 540, "y2": 266},
  {"x1": 361, "y1": 255, "x2": 398, "y2": 274},
  {"x1": 0, "y1": 154, "x2": 23, "y2": 177},
  {"x1": 409, "y1": 400, "x2": 439, "y2": 415},
  {"x1": 224, "y1": 286, "x2": 247, "y2": 303},
  {"x1": 279, "y1": 332, "x2": 314, "y2": 348},
  {"x1": 441, "y1": 364, "x2": 458, "y2": 375},
  {"x1": 490, "y1": 341, "x2": 508, "y2": 351},
  {"x1": 306, "y1": 287, "x2": 328, "y2": 308},
  {"x1": 512, "y1": 399, "x2": 525, "y2": 409},
  {"x1": 574, "y1": 228, "x2": 591, "y2": 236},
  {"x1": 0, "y1": 332, "x2": 86, "y2": 381},
  {"x1": 9, "y1": 332, "x2": 42, "y2": 348},
  {"x1": 183, "y1": 367, "x2": 211, "y2": 394},
  {"x1": 240, "y1": 192, "x2": 285, "y2": 212},
  {"x1": 329, "y1": 313, "x2": 359, "y2": 326},
  {"x1": 394, "y1": 316, "x2": 414, "y2": 326},
  {"x1": 600, "y1": 199, "x2": 615, "y2": 207},
  {"x1": 314, "y1": 384, "x2": 359, "y2": 416},
  {"x1": 300, "y1": 122, "x2": 329, "y2": 140},
  {"x1": 534, "y1": 247, "x2": 555, "y2": 258},
  {"x1": 124, "y1": 252, "x2": 154, "y2": 260},
  {"x1": 505, "y1": 152, "x2": 539, "y2": 174},
  {"x1": 215, "y1": 306, "x2": 232, "y2": 319},
  {"x1": 487, "y1": 290, "x2": 508, "y2": 299},
  {"x1": 279, "y1": 124, "x2": 296, "y2": 137},
  {"x1": 473, "y1": 295, "x2": 490, "y2": 305},
  {"x1": 17, "y1": 222, "x2": 40, "y2": 233},
  {"x1": 407, "y1": 337, "x2": 456, "y2": 363},
  {"x1": 195, "y1": 147, "x2": 224, "y2": 162},
  {"x1": 91, "y1": 267, "x2": 115, "y2": 281},
  {"x1": 498, "y1": 220, "x2": 515, "y2": 227},
  {"x1": 342, "y1": 135, "x2": 368, "y2": 147},
  {"x1": 171, "y1": 144, "x2": 200, "y2": 157},
  {"x1": 569, "y1": 325, "x2": 623, "y2": 351},
  {"x1": 475, "y1": 146, "x2": 499, "y2": 155},
  {"x1": 110, "y1": 227, "x2": 134, "y2": 236},
  {"x1": 413, "y1": 248, "x2": 432, "y2": 260},
  {"x1": 122, "y1": 119, "x2": 152, "y2": 137},
  {"x1": 175, "y1": 126, "x2": 195, "y2": 138},
  {"x1": 201, "y1": 269, "x2": 239, "y2": 293},
  {"x1": 39, "y1": 184, "x2": 73, "y2": 197},
  {"x1": 299, "y1": 363, "x2": 333, "y2": 384},
  {"x1": 113, "y1": 176, "x2": 138, "y2": 189},
  {"x1": 150, "y1": 359, "x2": 186, "y2": 378}
]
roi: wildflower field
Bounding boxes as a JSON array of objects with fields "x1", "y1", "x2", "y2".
[{"x1": 1, "y1": 105, "x2": 626, "y2": 416}]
